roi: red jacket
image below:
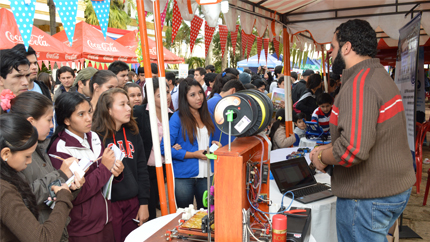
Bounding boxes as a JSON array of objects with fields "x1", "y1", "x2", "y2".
[{"x1": 48, "y1": 130, "x2": 113, "y2": 237}]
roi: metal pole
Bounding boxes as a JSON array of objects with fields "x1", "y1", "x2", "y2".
[
  {"x1": 136, "y1": 0, "x2": 168, "y2": 216},
  {"x1": 321, "y1": 45, "x2": 328, "y2": 93},
  {"x1": 283, "y1": 29, "x2": 294, "y2": 138},
  {"x1": 152, "y1": 0, "x2": 177, "y2": 214},
  {"x1": 206, "y1": 146, "x2": 211, "y2": 242}
]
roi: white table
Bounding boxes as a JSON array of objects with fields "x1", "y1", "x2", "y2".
[
  {"x1": 270, "y1": 148, "x2": 338, "y2": 242},
  {"x1": 299, "y1": 137, "x2": 331, "y2": 148}
]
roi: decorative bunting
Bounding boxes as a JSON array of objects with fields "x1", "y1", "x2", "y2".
[
  {"x1": 171, "y1": 0, "x2": 182, "y2": 44},
  {"x1": 43, "y1": 60, "x2": 50, "y2": 70},
  {"x1": 256, "y1": 36, "x2": 263, "y2": 63},
  {"x1": 241, "y1": 30, "x2": 247, "y2": 59},
  {"x1": 53, "y1": 0, "x2": 78, "y2": 47},
  {"x1": 204, "y1": 21, "x2": 216, "y2": 57},
  {"x1": 230, "y1": 25, "x2": 239, "y2": 57},
  {"x1": 189, "y1": 15, "x2": 203, "y2": 54},
  {"x1": 74, "y1": 60, "x2": 79, "y2": 69},
  {"x1": 273, "y1": 38, "x2": 280, "y2": 60},
  {"x1": 247, "y1": 34, "x2": 255, "y2": 60},
  {"x1": 219, "y1": 25, "x2": 228, "y2": 59},
  {"x1": 37, "y1": 60, "x2": 43, "y2": 70},
  {"x1": 91, "y1": 0, "x2": 111, "y2": 40},
  {"x1": 263, "y1": 38, "x2": 270, "y2": 63},
  {"x1": 9, "y1": 0, "x2": 36, "y2": 50},
  {"x1": 49, "y1": 61, "x2": 55, "y2": 70},
  {"x1": 160, "y1": 0, "x2": 169, "y2": 30}
]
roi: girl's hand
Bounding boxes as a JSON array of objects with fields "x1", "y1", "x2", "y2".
[
  {"x1": 193, "y1": 150, "x2": 207, "y2": 160},
  {"x1": 111, "y1": 160, "x2": 124, "y2": 177},
  {"x1": 135, "y1": 205, "x2": 149, "y2": 226},
  {"x1": 51, "y1": 183, "x2": 71, "y2": 195},
  {"x1": 211, "y1": 141, "x2": 221, "y2": 148},
  {"x1": 172, "y1": 143, "x2": 182, "y2": 150},
  {"x1": 70, "y1": 172, "x2": 85, "y2": 190},
  {"x1": 59, "y1": 157, "x2": 77, "y2": 178},
  {"x1": 101, "y1": 148, "x2": 116, "y2": 170}
]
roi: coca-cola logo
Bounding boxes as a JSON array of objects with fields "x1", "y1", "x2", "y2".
[
  {"x1": 65, "y1": 54, "x2": 78, "y2": 60},
  {"x1": 103, "y1": 56, "x2": 114, "y2": 61},
  {"x1": 88, "y1": 55, "x2": 99, "y2": 60},
  {"x1": 5, "y1": 31, "x2": 50, "y2": 47},
  {"x1": 46, "y1": 53, "x2": 59, "y2": 59},
  {"x1": 124, "y1": 45, "x2": 135, "y2": 50},
  {"x1": 36, "y1": 52, "x2": 40, "y2": 58},
  {"x1": 149, "y1": 47, "x2": 156, "y2": 56},
  {"x1": 87, "y1": 40, "x2": 118, "y2": 52},
  {"x1": 131, "y1": 58, "x2": 138, "y2": 62},
  {"x1": 118, "y1": 56, "x2": 128, "y2": 62}
]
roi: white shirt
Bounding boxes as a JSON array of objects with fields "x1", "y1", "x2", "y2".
[
  {"x1": 195, "y1": 126, "x2": 212, "y2": 178},
  {"x1": 65, "y1": 129, "x2": 90, "y2": 149},
  {"x1": 269, "y1": 81, "x2": 278, "y2": 93},
  {"x1": 171, "y1": 85, "x2": 179, "y2": 111}
]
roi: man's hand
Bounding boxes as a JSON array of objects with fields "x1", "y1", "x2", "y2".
[
  {"x1": 310, "y1": 146, "x2": 327, "y2": 173},
  {"x1": 135, "y1": 205, "x2": 149, "y2": 226}
]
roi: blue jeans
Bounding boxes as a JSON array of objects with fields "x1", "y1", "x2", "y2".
[
  {"x1": 175, "y1": 177, "x2": 213, "y2": 209},
  {"x1": 336, "y1": 187, "x2": 412, "y2": 242}
]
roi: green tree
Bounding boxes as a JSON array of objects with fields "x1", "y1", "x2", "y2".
[{"x1": 84, "y1": 0, "x2": 132, "y2": 29}]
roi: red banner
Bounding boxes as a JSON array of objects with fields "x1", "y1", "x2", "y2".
[
  {"x1": 257, "y1": 36, "x2": 263, "y2": 63},
  {"x1": 219, "y1": 25, "x2": 228, "y2": 59},
  {"x1": 263, "y1": 38, "x2": 270, "y2": 63},
  {"x1": 171, "y1": 0, "x2": 183, "y2": 44},
  {"x1": 190, "y1": 15, "x2": 203, "y2": 54},
  {"x1": 231, "y1": 25, "x2": 239, "y2": 58},
  {"x1": 247, "y1": 34, "x2": 255, "y2": 60},
  {"x1": 273, "y1": 38, "x2": 280, "y2": 60}
]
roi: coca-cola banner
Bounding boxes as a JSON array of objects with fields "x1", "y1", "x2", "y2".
[
  {"x1": 9, "y1": 0, "x2": 37, "y2": 50},
  {"x1": 54, "y1": 0, "x2": 79, "y2": 47}
]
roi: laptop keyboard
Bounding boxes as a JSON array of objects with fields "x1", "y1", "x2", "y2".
[{"x1": 286, "y1": 184, "x2": 331, "y2": 198}]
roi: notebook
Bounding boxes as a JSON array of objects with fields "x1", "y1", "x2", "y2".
[{"x1": 271, "y1": 157, "x2": 333, "y2": 204}]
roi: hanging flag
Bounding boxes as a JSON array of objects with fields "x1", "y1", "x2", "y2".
[
  {"x1": 247, "y1": 34, "x2": 255, "y2": 60},
  {"x1": 49, "y1": 61, "x2": 55, "y2": 70},
  {"x1": 171, "y1": 0, "x2": 182, "y2": 44},
  {"x1": 160, "y1": 0, "x2": 169, "y2": 30},
  {"x1": 53, "y1": 0, "x2": 78, "y2": 46},
  {"x1": 241, "y1": 30, "x2": 247, "y2": 59},
  {"x1": 91, "y1": 0, "x2": 111, "y2": 40},
  {"x1": 231, "y1": 25, "x2": 239, "y2": 58},
  {"x1": 43, "y1": 60, "x2": 50, "y2": 70},
  {"x1": 37, "y1": 60, "x2": 43, "y2": 70},
  {"x1": 256, "y1": 36, "x2": 263, "y2": 63},
  {"x1": 204, "y1": 21, "x2": 216, "y2": 57},
  {"x1": 263, "y1": 38, "x2": 270, "y2": 63},
  {"x1": 189, "y1": 15, "x2": 203, "y2": 54},
  {"x1": 273, "y1": 38, "x2": 280, "y2": 60},
  {"x1": 219, "y1": 25, "x2": 228, "y2": 59},
  {"x1": 9, "y1": 0, "x2": 37, "y2": 50}
]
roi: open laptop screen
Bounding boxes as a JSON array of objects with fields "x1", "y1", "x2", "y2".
[{"x1": 271, "y1": 157, "x2": 316, "y2": 192}]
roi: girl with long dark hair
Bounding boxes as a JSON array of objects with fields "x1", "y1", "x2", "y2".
[
  {"x1": 89, "y1": 70, "x2": 119, "y2": 109},
  {"x1": 208, "y1": 73, "x2": 237, "y2": 99},
  {"x1": 10, "y1": 91, "x2": 85, "y2": 242},
  {"x1": 92, "y1": 88, "x2": 150, "y2": 242},
  {"x1": 268, "y1": 109, "x2": 297, "y2": 150},
  {"x1": 48, "y1": 92, "x2": 122, "y2": 242},
  {"x1": 0, "y1": 114, "x2": 73, "y2": 242},
  {"x1": 161, "y1": 78, "x2": 220, "y2": 209}
]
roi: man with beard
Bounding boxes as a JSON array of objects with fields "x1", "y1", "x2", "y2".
[
  {"x1": 309, "y1": 19, "x2": 415, "y2": 242},
  {"x1": 54, "y1": 66, "x2": 75, "y2": 102},
  {"x1": 12, "y1": 44, "x2": 52, "y2": 100}
]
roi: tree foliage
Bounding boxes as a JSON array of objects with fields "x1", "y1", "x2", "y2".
[{"x1": 84, "y1": 0, "x2": 132, "y2": 29}]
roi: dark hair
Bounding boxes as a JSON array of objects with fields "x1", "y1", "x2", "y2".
[
  {"x1": 89, "y1": 70, "x2": 117, "y2": 95},
  {"x1": 335, "y1": 19, "x2": 377, "y2": 58},
  {"x1": 188, "y1": 69, "x2": 195, "y2": 75},
  {"x1": 57, "y1": 66, "x2": 75, "y2": 80},
  {"x1": 142, "y1": 77, "x2": 169, "y2": 104},
  {"x1": 151, "y1": 63, "x2": 158, "y2": 75},
  {"x1": 10, "y1": 91, "x2": 53, "y2": 120},
  {"x1": 195, "y1": 67, "x2": 206, "y2": 76},
  {"x1": 0, "y1": 114, "x2": 39, "y2": 218},
  {"x1": 291, "y1": 72, "x2": 298, "y2": 81},
  {"x1": 306, "y1": 74, "x2": 322, "y2": 90},
  {"x1": 124, "y1": 82, "x2": 142, "y2": 93},
  {"x1": 269, "y1": 109, "x2": 285, "y2": 149},
  {"x1": 224, "y1": 68, "x2": 239, "y2": 77},
  {"x1": 244, "y1": 69, "x2": 253, "y2": 75},
  {"x1": 166, "y1": 72, "x2": 176, "y2": 85},
  {"x1": 208, "y1": 73, "x2": 237, "y2": 99},
  {"x1": 176, "y1": 78, "x2": 185, "y2": 85},
  {"x1": 277, "y1": 76, "x2": 285, "y2": 86},
  {"x1": 0, "y1": 49, "x2": 30, "y2": 79},
  {"x1": 11, "y1": 44, "x2": 37, "y2": 58},
  {"x1": 37, "y1": 72, "x2": 53, "y2": 91},
  {"x1": 49, "y1": 92, "x2": 91, "y2": 149},
  {"x1": 178, "y1": 79, "x2": 214, "y2": 144},
  {"x1": 138, "y1": 67, "x2": 145, "y2": 75},
  {"x1": 92, "y1": 88, "x2": 139, "y2": 144},
  {"x1": 252, "y1": 78, "x2": 267, "y2": 89},
  {"x1": 204, "y1": 73, "x2": 217, "y2": 87},
  {"x1": 293, "y1": 112, "x2": 307, "y2": 123},
  {"x1": 265, "y1": 72, "x2": 274, "y2": 86},
  {"x1": 205, "y1": 65, "x2": 215, "y2": 73},
  {"x1": 244, "y1": 83, "x2": 257, "y2": 90},
  {"x1": 221, "y1": 80, "x2": 245, "y2": 93},
  {"x1": 317, "y1": 93, "x2": 334, "y2": 106},
  {"x1": 108, "y1": 60, "x2": 129, "y2": 75},
  {"x1": 274, "y1": 66, "x2": 283, "y2": 77}
]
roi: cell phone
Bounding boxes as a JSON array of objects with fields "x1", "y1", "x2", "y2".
[
  {"x1": 48, "y1": 179, "x2": 62, "y2": 198},
  {"x1": 132, "y1": 218, "x2": 140, "y2": 223}
]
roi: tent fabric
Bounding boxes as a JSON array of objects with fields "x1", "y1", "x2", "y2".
[
  {"x1": 237, "y1": 49, "x2": 282, "y2": 68},
  {"x1": 0, "y1": 8, "x2": 81, "y2": 62},
  {"x1": 115, "y1": 30, "x2": 184, "y2": 64},
  {"x1": 53, "y1": 21, "x2": 138, "y2": 63}
]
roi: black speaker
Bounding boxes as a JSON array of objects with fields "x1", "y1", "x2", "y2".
[{"x1": 285, "y1": 207, "x2": 311, "y2": 242}]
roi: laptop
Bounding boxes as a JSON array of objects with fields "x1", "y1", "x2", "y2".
[
  {"x1": 305, "y1": 121, "x2": 330, "y2": 141},
  {"x1": 271, "y1": 157, "x2": 333, "y2": 204}
]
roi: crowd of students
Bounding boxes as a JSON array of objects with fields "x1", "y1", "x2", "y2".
[{"x1": 0, "y1": 43, "x2": 339, "y2": 242}]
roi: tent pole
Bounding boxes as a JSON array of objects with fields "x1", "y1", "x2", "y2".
[
  {"x1": 152, "y1": 0, "x2": 176, "y2": 214},
  {"x1": 283, "y1": 29, "x2": 293, "y2": 139},
  {"x1": 136, "y1": 0, "x2": 168, "y2": 216},
  {"x1": 321, "y1": 45, "x2": 328, "y2": 92}
]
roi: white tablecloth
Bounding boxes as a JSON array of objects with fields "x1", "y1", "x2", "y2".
[
  {"x1": 299, "y1": 137, "x2": 331, "y2": 148},
  {"x1": 270, "y1": 148, "x2": 338, "y2": 242}
]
